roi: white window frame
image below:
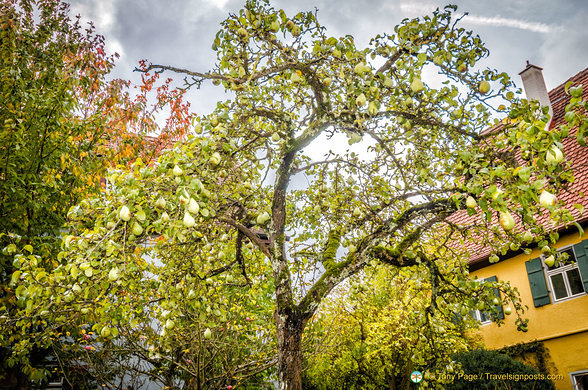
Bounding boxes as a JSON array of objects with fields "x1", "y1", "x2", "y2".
[
  {"x1": 472, "y1": 277, "x2": 495, "y2": 325},
  {"x1": 472, "y1": 309, "x2": 492, "y2": 325},
  {"x1": 570, "y1": 369, "x2": 588, "y2": 390},
  {"x1": 542, "y1": 245, "x2": 586, "y2": 303}
]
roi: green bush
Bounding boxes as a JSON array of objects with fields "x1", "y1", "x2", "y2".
[{"x1": 446, "y1": 349, "x2": 555, "y2": 390}]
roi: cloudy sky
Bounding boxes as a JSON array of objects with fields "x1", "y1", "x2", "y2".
[{"x1": 67, "y1": 0, "x2": 588, "y2": 115}]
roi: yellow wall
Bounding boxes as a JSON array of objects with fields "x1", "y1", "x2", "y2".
[{"x1": 471, "y1": 232, "x2": 588, "y2": 389}]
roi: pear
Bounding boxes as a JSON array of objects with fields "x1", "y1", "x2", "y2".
[
  {"x1": 499, "y1": 211, "x2": 515, "y2": 231},
  {"x1": 271, "y1": 132, "x2": 281, "y2": 142},
  {"x1": 108, "y1": 267, "x2": 121, "y2": 282},
  {"x1": 155, "y1": 197, "x2": 166, "y2": 209},
  {"x1": 204, "y1": 328, "x2": 212, "y2": 339},
  {"x1": 479, "y1": 81, "x2": 490, "y2": 94},
  {"x1": 466, "y1": 196, "x2": 477, "y2": 209},
  {"x1": 119, "y1": 205, "x2": 131, "y2": 222},
  {"x1": 270, "y1": 20, "x2": 280, "y2": 32},
  {"x1": 404, "y1": 97, "x2": 413, "y2": 108},
  {"x1": 544, "y1": 255, "x2": 555, "y2": 267},
  {"x1": 256, "y1": 211, "x2": 271, "y2": 225},
  {"x1": 354, "y1": 62, "x2": 365, "y2": 75},
  {"x1": 173, "y1": 165, "x2": 183, "y2": 177},
  {"x1": 539, "y1": 190, "x2": 556, "y2": 207},
  {"x1": 353, "y1": 207, "x2": 362, "y2": 217},
  {"x1": 410, "y1": 78, "x2": 424, "y2": 93},
  {"x1": 165, "y1": 319, "x2": 175, "y2": 330},
  {"x1": 355, "y1": 93, "x2": 366, "y2": 107},
  {"x1": 188, "y1": 198, "x2": 200, "y2": 214},
  {"x1": 290, "y1": 72, "x2": 301, "y2": 83},
  {"x1": 161, "y1": 211, "x2": 170, "y2": 223},
  {"x1": 546, "y1": 146, "x2": 564, "y2": 164},
  {"x1": 209, "y1": 152, "x2": 221, "y2": 166},
  {"x1": 183, "y1": 212, "x2": 196, "y2": 228},
  {"x1": 237, "y1": 27, "x2": 248, "y2": 40},
  {"x1": 132, "y1": 222, "x2": 143, "y2": 236},
  {"x1": 522, "y1": 231, "x2": 533, "y2": 243},
  {"x1": 367, "y1": 101, "x2": 378, "y2": 116},
  {"x1": 504, "y1": 306, "x2": 512, "y2": 315},
  {"x1": 100, "y1": 326, "x2": 111, "y2": 338},
  {"x1": 489, "y1": 254, "x2": 499, "y2": 263}
]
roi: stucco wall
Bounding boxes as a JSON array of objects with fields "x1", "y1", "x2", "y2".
[{"x1": 471, "y1": 232, "x2": 588, "y2": 389}]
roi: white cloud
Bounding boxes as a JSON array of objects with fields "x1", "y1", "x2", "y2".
[
  {"x1": 460, "y1": 14, "x2": 553, "y2": 34},
  {"x1": 399, "y1": 2, "x2": 554, "y2": 33},
  {"x1": 203, "y1": 0, "x2": 229, "y2": 10},
  {"x1": 399, "y1": 2, "x2": 437, "y2": 15}
]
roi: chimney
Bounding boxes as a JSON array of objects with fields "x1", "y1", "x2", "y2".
[{"x1": 519, "y1": 61, "x2": 552, "y2": 123}]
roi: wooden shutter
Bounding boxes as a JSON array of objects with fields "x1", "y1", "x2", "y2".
[
  {"x1": 525, "y1": 257, "x2": 550, "y2": 307},
  {"x1": 573, "y1": 239, "x2": 588, "y2": 292}
]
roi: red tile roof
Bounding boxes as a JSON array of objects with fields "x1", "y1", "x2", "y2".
[{"x1": 449, "y1": 67, "x2": 588, "y2": 267}]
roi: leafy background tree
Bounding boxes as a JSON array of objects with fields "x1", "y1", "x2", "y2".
[
  {"x1": 0, "y1": 0, "x2": 193, "y2": 386},
  {"x1": 3, "y1": 1, "x2": 588, "y2": 389},
  {"x1": 303, "y1": 264, "x2": 481, "y2": 390}
]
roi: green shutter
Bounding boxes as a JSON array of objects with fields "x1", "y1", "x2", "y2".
[
  {"x1": 573, "y1": 239, "x2": 588, "y2": 292},
  {"x1": 525, "y1": 258, "x2": 550, "y2": 307},
  {"x1": 485, "y1": 276, "x2": 504, "y2": 320}
]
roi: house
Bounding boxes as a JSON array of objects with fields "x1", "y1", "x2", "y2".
[{"x1": 458, "y1": 64, "x2": 588, "y2": 390}]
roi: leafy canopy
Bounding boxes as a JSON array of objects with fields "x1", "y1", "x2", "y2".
[{"x1": 4, "y1": 0, "x2": 588, "y2": 387}]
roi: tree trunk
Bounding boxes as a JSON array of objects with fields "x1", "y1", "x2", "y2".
[{"x1": 275, "y1": 310, "x2": 306, "y2": 390}]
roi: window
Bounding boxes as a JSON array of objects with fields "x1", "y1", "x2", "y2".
[
  {"x1": 543, "y1": 247, "x2": 586, "y2": 302},
  {"x1": 526, "y1": 239, "x2": 588, "y2": 308},
  {"x1": 471, "y1": 276, "x2": 503, "y2": 325},
  {"x1": 472, "y1": 309, "x2": 492, "y2": 325},
  {"x1": 571, "y1": 370, "x2": 588, "y2": 390}
]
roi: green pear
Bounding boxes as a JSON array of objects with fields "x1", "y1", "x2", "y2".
[
  {"x1": 119, "y1": 205, "x2": 131, "y2": 222},
  {"x1": 546, "y1": 146, "x2": 563, "y2": 164},
  {"x1": 173, "y1": 164, "x2": 183, "y2": 177},
  {"x1": 108, "y1": 267, "x2": 120, "y2": 282},
  {"x1": 355, "y1": 93, "x2": 366, "y2": 107},
  {"x1": 499, "y1": 211, "x2": 515, "y2": 231},
  {"x1": 183, "y1": 212, "x2": 196, "y2": 228},
  {"x1": 132, "y1": 222, "x2": 143, "y2": 236},
  {"x1": 479, "y1": 81, "x2": 490, "y2": 94},
  {"x1": 410, "y1": 78, "x2": 424, "y2": 93},
  {"x1": 466, "y1": 196, "x2": 477, "y2": 209},
  {"x1": 188, "y1": 198, "x2": 199, "y2": 214},
  {"x1": 155, "y1": 197, "x2": 166, "y2": 209},
  {"x1": 539, "y1": 190, "x2": 556, "y2": 207}
]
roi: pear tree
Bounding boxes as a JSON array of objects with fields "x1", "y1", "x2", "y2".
[{"x1": 7, "y1": 1, "x2": 588, "y2": 389}]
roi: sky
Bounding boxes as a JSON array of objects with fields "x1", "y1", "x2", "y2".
[{"x1": 67, "y1": 0, "x2": 588, "y2": 115}]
